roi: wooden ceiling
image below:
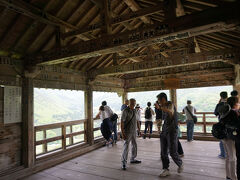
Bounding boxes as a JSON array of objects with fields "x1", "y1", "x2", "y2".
[{"x1": 0, "y1": 0, "x2": 240, "y2": 79}]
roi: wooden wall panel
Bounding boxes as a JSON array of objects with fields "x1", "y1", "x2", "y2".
[{"x1": 0, "y1": 87, "x2": 22, "y2": 172}]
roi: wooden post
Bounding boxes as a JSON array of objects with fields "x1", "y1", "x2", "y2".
[
  {"x1": 22, "y1": 78, "x2": 34, "y2": 167},
  {"x1": 122, "y1": 91, "x2": 128, "y2": 105},
  {"x1": 70, "y1": 125, "x2": 73, "y2": 145},
  {"x1": 84, "y1": 88, "x2": 94, "y2": 145},
  {"x1": 113, "y1": 53, "x2": 118, "y2": 66},
  {"x1": 233, "y1": 65, "x2": 240, "y2": 92},
  {"x1": 62, "y1": 125, "x2": 66, "y2": 150},
  {"x1": 170, "y1": 89, "x2": 177, "y2": 109},
  {"x1": 43, "y1": 130, "x2": 47, "y2": 153},
  {"x1": 104, "y1": 0, "x2": 112, "y2": 34},
  {"x1": 203, "y1": 113, "x2": 207, "y2": 134}
]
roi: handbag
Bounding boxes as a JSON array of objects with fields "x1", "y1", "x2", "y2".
[
  {"x1": 185, "y1": 106, "x2": 197, "y2": 123},
  {"x1": 225, "y1": 124, "x2": 239, "y2": 140}
]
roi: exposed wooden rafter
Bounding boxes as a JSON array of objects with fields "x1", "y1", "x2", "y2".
[
  {"x1": 0, "y1": 0, "x2": 93, "y2": 42},
  {"x1": 123, "y1": 0, "x2": 153, "y2": 24},
  {"x1": 62, "y1": 2, "x2": 164, "y2": 39},
  {"x1": 29, "y1": 3, "x2": 240, "y2": 65},
  {"x1": 93, "y1": 48, "x2": 240, "y2": 76}
]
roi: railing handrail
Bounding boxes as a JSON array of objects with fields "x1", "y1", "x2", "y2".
[{"x1": 35, "y1": 119, "x2": 87, "y2": 131}]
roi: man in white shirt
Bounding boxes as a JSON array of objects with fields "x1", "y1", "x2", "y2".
[
  {"x1": 183, "y1": 100, "x2": 197, "y2": 142},
  {"x1": 102, "y1": 101, "x2": 113, "y2": 118},
  {"x1": 102, "y1": 101, "x2": 117, "y2": 143},
  {"x1": 135, "y1": 104, "x2": 142, "y2": 137}
]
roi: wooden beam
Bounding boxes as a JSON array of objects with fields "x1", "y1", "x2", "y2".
[
  {"x1": 125, "y1": 69, "x2": 234, "y2": 90},
  {"x1": 127, "y1": 67, "x2": 234, "y2": 82},
  {"x1": 30, "y1": 3, "x2": 240, "y2": 65},
  {"x1": 94, "y1": 48, "x2": 240, "y2": 76},
  {"x1": 118, "y1": 45, "x2": 188, "y2": 60},
  {"x1": 194, "y1": 36, "x2": 201, "y2": 53},
  {"x1": 0, "y1": 0, "x2": 58, "y2": 26},
  {"x1": 176, "y1": 0, "x2": 186, "y2": 17},
  {"x1": 103, "y1": 0, "x2": 112, "y2": 34},
  {"x1": 124, "y1": 61, "x2": 231, "y2": 79},
  {"x1": 111, "y1": 3, "x2": 163, "y2": 25},
  {"x1": 62, "y1": 3, "x2": 164, "y2": 39},
  {"x1": 126, "y1": 72, "x2": 232, "y2": 89},
  {"x1": 123, "y1": 0, "x2": 153, "y2": 24},
  {"x1": 22, "y1": 78, "x2": 34, "y2": 167},
  {"x1": 112, "y1": 53, "x2": 118, "y2": 65},
  {"x1": 127, "y1": 80, "x2": 232, "y2": 92},
  {"x1": 164, "y1": 0, "x2": 177, "y2": 19},
  {"x1": 0, "y1": 0, "x2": 93, "y2": 42},
  {"x1": 185, "y1": 0, "x2": 232, "y2": 7}
]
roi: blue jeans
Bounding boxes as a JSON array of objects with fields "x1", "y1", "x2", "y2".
[
  {"x1": 112, "y1": 120, "x2": 118, "y2": 141},
  {"x1": 144, "y1": 121, "x2": 153, "y2": 134},
  {"x1": 187, "y1": 120, "x2": 194, "y2": 141},
  {"x1": 219, "y1": 140, "x2": 226, "y2": 157}
]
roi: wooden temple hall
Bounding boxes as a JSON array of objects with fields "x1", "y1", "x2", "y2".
[{"x1": 1, "y1": 0, "x2": 240, "y2": 179}]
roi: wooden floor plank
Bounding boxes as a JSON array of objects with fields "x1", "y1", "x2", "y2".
[{"x1": 20, "y1": 139, "x2": 226, "y2": 180}]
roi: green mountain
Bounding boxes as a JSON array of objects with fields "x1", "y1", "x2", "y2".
[{"x1": 34, "y1": 86, "x2": 233, "y2": 126}]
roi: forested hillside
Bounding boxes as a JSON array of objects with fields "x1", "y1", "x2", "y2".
[{"x1": 34, "y1": 86, "x2": 233, "y2": 126}]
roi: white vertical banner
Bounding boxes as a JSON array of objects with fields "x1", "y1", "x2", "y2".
[{"x1": 4, "y1": 86, "x2": 22, "y2": 124}]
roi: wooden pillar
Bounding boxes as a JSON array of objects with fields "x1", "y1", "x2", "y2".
[
  {"x1": 84, "y1": 88, "x2": 94, "y2": 145},
  {"x1": 170, "y1": 89, "x2": 177, "y2": 109},
  {"x1": 122, "y1": 91, "x2": 128, "y2": 105},
  {"x1": 103, "y1": 0, "x2": 112, "y2": 34},
  {"x1": 233, "y1": 65, "x2": 240, "y2": 92},
  {"x1": 22, "y1": 78, "x2": 34, "y2": 167}
]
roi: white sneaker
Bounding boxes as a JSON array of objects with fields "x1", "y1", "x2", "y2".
[
  {"x1": 177, "y1": 164, "x2": 184, "y2": 173},
  {"x1": 159, "y1": 169, "x2": 170, "y2": 177}
]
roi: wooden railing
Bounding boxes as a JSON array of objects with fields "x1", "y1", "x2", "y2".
[
  {"x1": 34, "y1": 119, "x2": 86, "y2": 157},
  {"x1": 179, "y1": 112, "x2": 217, "y2": 134},
  {"x1": 92, "y1": 112, "x2": 217, "y2": 139},
  {"x1": 34, "y1": 112, "x2": 217, "y2": 157},
  {"x1": 133, "y1": 112, "x2": 217, "y2": 135}
]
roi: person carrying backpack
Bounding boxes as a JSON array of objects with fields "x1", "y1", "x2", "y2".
[
  {"x1": 102, "y1": 101, "x2": 118, "y2": 144},
  {"x1": 231, "y1": 89, "x2": 240, "y2": 180},
  {"x1": 95, "y1": 106, "x2": 113, "y2": 146},
  {"x1": 143, "y1": 102, "x2": 155, "y2": 139},
  {"x1": 220, "y1": 97, "x2": 240, "y2": 180},
  {"x1": 214, "y1": 91, "x2": 228, "y2": 159}
]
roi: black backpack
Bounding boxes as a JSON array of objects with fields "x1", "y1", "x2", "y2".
[
  {"x1": 110, "y1": 113, "x2": 118, "y2": 122},
  {"x1": 212, "y1": 122, "x2": 227, "y2": 139},
  {"x1": 145, "y1": 107, "x2": 152, "y2": 119}
]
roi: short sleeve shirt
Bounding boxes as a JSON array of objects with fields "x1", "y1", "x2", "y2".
[{"x1": 121, "y1": 107, "x2": 137, "y2": 134}]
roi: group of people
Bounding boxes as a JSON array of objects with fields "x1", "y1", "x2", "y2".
[
  {"x1": 123, "y1": 98, "x2": 196, "y2": 143},
  {"x1": 96, "y1": 90, "x2": 240, "y2": 179},
  {"x1": 120, "y1": 93, "x2": 183, "y2": 177},
  {"x1": 214, "y1": 90, "x2": 240, "y2": 180}
]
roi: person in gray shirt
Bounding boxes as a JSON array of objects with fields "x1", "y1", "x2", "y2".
[
  {"x1": 121, "y1": 98, "x2": 141, "y2": 170},
  {"x1": 183, "y1": 100, "x2": 197, "y2": 142}
]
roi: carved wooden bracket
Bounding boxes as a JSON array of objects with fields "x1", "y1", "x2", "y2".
[{"x1": 24, "y1": 66, "x2": 42, "y2": 78}]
